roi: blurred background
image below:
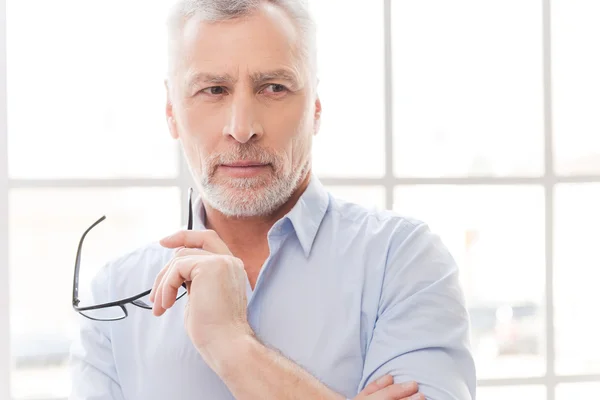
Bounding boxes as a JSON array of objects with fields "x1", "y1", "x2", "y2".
[{"x1": 1, "y1": 0, "x2": 600, "y2": 399}]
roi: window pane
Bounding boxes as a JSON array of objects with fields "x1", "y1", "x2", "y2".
[
  {"x1": 395, "y1": 186, "x2": 546, "y2": 379},
  {"x1": 309, "y1": 0, "x2": 385, "y2": 178},
  {"x1": 555, "y1": 184, "x2": 600, "y2": 375},
  {"x1": 325, "y1": 185, "x2": 386, "y2": 210},
  {"x1": 9, "y1": 188, "x2": 181, "y2": 400},
  {"x1": 392, "y1": 1, "x2": 543, "y2": 177},
  {"x1": 6, "y1": 1, "x2": 178, "y2": 179},
  {"x1": 477, "y1": 386, "x2": 546, "y2": 400},
  {"x1": 556, "y1": 383, "x2": 600, "y2": 399},
  {"x1": 552, "y1": 1, "x2": 600, "y2": 175}
]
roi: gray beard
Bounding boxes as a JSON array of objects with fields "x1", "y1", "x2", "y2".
[{"x1": 198, "y1": 161, "x2": 310, "y2": 218}]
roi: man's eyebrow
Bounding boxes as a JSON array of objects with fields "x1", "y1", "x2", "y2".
[
  {"x1": 183, "y1": 69, "x2": 301, "y2": 89},
  {"x1": 184, "y1": 72, "x2": 237, "y2": 88},
  {"x1": 251, "y1": 69, "x2": 300, "y2": 85}
]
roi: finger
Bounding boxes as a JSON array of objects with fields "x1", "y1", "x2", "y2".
[
  {"x1": 149, "y1": 255, "x2": 175, "y2": 303},
  {"x1": 400, "y1": 394, "x2": 424, "y2": 400},
  {"x1": 151, "y1": 248, "x2": 211, "y2": 306},
  {"x1": 149, "y1": 247, "x2": 209, "y2": 302},
  {"x1": 159, "y1": 256, "x2": 194, "y2": 313},
  {"x1": 153, "y1": 256, "x2": 193, "y2": 316},
  {"x1": 159, "y1": 230, "x2": 232, "y2": 255},
  {"x1": 361, "y1": 375, "x2": 394, "y2": 396},
  {"x1": 158, "y1": 254, "x2": 224, "y2": 315},
  {"x1": 151, "y1": 256, "x2": 177, "y2": 316},
  {"x1": 150, "y1": 249, "x2": 181, "y2": 303},
  {"x1": 171, "y1": 248, "x2": 211, "y2": 293},
  {"x1": 173, "y1": 247, "x2": 212, "y2": 258},
  {"x1": 369, "y1": 382, "x2": 419, "y2": 400}
]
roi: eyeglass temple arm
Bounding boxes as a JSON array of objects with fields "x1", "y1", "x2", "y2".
[
  {"x1": 72, "y1": 215, "x2": 107, "y2": 306},
  {"x1": 187, "y1": 187, "x2": 193, "y2": 230},
  {"x1": 73, "y1": 188, "x2": 193, "y2": 305}
]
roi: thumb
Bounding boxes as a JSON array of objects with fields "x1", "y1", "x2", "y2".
[{"x1": 160, "y1": 229, "x2": 232, "y2": 255}]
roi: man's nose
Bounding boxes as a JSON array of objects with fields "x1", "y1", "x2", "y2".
[{"x1": 222, "y1": 94, "x2": 264, "y2": 143}]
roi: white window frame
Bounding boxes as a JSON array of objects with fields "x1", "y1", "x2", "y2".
[
  {"x1": 2, "y1": 1, "x2": 600, "y2": 399},
  {"x1": 1, "y1": 0, "x2": 9, "y2": 398}
]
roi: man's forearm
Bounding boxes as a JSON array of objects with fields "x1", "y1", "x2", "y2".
[{"x1": 200, "y1": 333, "x2": 345, "y2": 400}]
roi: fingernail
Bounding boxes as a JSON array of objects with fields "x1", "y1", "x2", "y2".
[
  {"x1": 400, "y1": 381, "x2": 417, "y2": 390},
  {"x1": 408, "y1": 393, "x2": 422, "y2": 400}
]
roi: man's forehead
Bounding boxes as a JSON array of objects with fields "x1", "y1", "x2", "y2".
[
  {"x1": 178, "y1": 4, "x2": 300, "y2": 53},
  {"x1": 169, "y1": 4, "x2": 310, "y2": 90}
]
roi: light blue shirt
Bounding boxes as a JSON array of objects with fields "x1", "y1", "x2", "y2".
[{"x1": 70, "y1": 175, "x2": 476, "y2": 400}]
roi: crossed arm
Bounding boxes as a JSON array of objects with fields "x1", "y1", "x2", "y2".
[
  {"x1": 70, "y1": 222, "x2": 475, "y2": 400},
  {"x1": 192, "y1": 331, "x2": 423, "y2": 400}
]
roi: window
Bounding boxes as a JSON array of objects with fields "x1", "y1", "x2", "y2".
[
  {"x1": 394, "y1": 185, "x2": 546, "y2": 379},
  {"x1": 1, "y1": 1, "x2": 599, "y2": 399},
  {"x1": 5, "y1": 2, "x2": 184, "y2": 399}
]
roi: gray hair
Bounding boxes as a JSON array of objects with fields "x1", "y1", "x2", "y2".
[{"x1": 166, "y1": 0, "x2": 317, "y2": 88}]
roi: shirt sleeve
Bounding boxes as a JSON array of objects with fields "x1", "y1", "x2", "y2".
[
  {"x1": 359, "y1": 220, "x2": 477, "y2": 400},
  {"x1": 69, "y1": 264, "x2": 125, "y2": 400}
]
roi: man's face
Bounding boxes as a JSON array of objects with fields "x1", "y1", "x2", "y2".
[{"x1": 166, "y1": 3, "x2": 321, "y2": 217}]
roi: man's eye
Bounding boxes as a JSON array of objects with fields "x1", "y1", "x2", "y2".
[
  {"x1": 200, "y1": 86, "x2": 226, "y2": 96},
  {"x1": 263, "y1": 84, "x2": 288, "y2": 94}
]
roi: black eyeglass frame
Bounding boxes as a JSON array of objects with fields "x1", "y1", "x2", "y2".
[{"x1": 72, "y1": 188, "x2": 194, "y2": 321}]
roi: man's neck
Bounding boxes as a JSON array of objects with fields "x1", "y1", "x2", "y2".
[{"x1": 203, "y1": 172, "x2": 312, "y2": 255}]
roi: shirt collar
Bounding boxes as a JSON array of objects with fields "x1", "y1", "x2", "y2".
[
  {"x1": 282, "y1": 174, "x2": 330, "y2": 257},
  {"x1": 191, "y1": 174, "x2": 330, "y2": 258}
]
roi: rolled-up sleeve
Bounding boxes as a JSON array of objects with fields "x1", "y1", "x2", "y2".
[
  {"x1": 69, "y1": 264, "x2": 125, "y2": 400},
  {"x1": 359, "y1": 221, "x2": 476, "y2": 399}
]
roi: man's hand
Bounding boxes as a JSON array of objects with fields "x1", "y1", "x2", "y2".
[
  {"x1": 149, "y1": 230, "x2": 252, "y2": 362},
  {"x1": 357, "y1": 375, "x2": 423, "y2": 400}
]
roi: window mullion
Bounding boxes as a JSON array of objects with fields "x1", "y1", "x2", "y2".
[
  {"x1": 1, "y1": 0, "x2": 11, "y2": 397},
  {"x1": 543, "y1": 0, "x2": 557, "y2": 397}
]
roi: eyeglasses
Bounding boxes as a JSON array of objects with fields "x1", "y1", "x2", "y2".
[{"x1": 72, "y1": 188, "x2": 194, "y2": 321}]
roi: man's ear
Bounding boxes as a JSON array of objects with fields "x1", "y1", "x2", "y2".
[
  {"x1": 313, "y1": 97, "x2": 322, "y2": 136},
  {"x1": 165, "y1": 79, "x2": 179, "y2": 139}
]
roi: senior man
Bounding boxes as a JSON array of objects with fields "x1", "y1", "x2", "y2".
[{"x1": 70, "y1": 1, "x2": 476, "y2": 399}]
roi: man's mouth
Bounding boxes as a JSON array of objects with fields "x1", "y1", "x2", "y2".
[
  {"x1": 218, "y1": 161, "x2": 271, "y2": 178},
  {"x1": 221, "y1": 161, "x2": 269, "y2": 168}
]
